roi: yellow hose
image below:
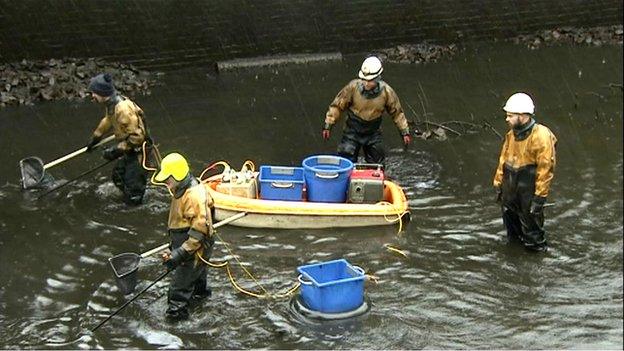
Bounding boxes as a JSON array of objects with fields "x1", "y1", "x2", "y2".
[{"x1": 195, "y1": 230, "x2": 300, "y2": 299}]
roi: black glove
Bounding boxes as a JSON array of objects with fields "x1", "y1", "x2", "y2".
[
  {"x1": 495, "y1": 187, "x2": 502, "y2": 204},
  {"x1": 163, "y1": 247, "x2": 191, "y2": 271},
  {"x1": 530, "y1": 195, "x2": 547, "y2": 215},
  {"x1": 102, "y1": 146, "x2": 124, "y2": 161},
  {"x1": 86, "y1": 135, "x2": 102, "y2": 152}
]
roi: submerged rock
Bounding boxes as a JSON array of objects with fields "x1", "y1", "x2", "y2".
[{"x1": 0, "y1": 58, "x2": 159, "y2": 108}]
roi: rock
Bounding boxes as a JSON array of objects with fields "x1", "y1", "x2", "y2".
[
  {"x1": 0, "y1": 58, "x2": 160, "y2": 108},
  {"x1": 378, "y1": 42, "x2": 459, "y2": 64},
  {"x1": 509, "y1": 24, "x2": 623, "y2": 49}
]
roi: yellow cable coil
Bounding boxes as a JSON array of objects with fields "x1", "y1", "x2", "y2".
[{"x1": 195, "y1": 230, "x2": 301, "y2": 299}]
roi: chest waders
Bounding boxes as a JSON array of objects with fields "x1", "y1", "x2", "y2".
[
  {"x1": 500, "y1": 119, "x2": 547, "y2": 251},
  {"x1": 166, "y1": 182, "x2": 214, "y2": 320},
  {"x1": 337, "y1": 111, "x2": 385, "y2": 165},
  {"x1": 106, "y1": 95, "x2": 151, "y2": 205}
]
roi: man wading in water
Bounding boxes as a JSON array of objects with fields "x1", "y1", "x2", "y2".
[
  {"x1": 85, "y1": 73, "x2": 156, "y2": 205},
  {"x1": 493, "y1": 92, "x2": 557, "y2": 252},
  {"x1": 321, "y1": 55, "x2": 412, "y2": 166},
  {"x1": 155, "y1": 153, "x2": 215, "y2": 321}
]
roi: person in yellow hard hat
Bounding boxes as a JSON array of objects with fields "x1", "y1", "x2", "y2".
[
  {"x1": 154, "y1": 152, "x2": 215, "y2": 321},
  {"x1": 321, "y1": 55, "x2": 411, "y2": 165},
  {"x1": 493, "y1": 92, "x2": 557, "y2": 252}
]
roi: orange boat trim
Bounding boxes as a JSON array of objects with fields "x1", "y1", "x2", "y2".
[{"x1": 205, "y1": 176, "x2": 408, "y2": 216}]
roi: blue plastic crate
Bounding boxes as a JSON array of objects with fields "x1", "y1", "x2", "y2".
[
  {"x1": 297, "y1": 259, "x2": 365, "y2": 313},
  {"x1": 258, "y1": 166, "x2": 305, "y2": 201}
]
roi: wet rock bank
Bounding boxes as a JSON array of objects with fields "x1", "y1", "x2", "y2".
[
  {"x1": 1, "y1": 25, "x2": 621, "y2": 109},
  {"x1": 377, "y1": 43, "x2": 459, "y2": 64},
  {"x1": 509, "y1": 24, "x2": 623, "y2": 49},
  {"x1": 377, "y1": 25, "x2": 622, "y2": 65},
  {"x1": 0, "y1": 58, "x2": 158, "y2": 108}
]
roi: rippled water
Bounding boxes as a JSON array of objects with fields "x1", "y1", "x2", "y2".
[{"x1": 0, "y1": 43, "x2": 622, "y2": 349}]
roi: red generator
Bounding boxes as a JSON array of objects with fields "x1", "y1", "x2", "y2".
[{"x1": 348, "y1": 163, "x2": 385, "y2": 203}]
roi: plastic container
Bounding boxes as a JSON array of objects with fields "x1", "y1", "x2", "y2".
[
  {"x1": 297, "y1": 259, "x2": 365, "y2": 313},
  {"x1": 302, "y1": 155, "x2": 354, "y2": 203},
  {"x1": 258, "y1": 166, "x2": 305, "y2": 201}
]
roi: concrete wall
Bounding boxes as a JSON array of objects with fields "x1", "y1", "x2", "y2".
[{"x1": 0, "y1": 0, "x2": 622, "y2": 69}]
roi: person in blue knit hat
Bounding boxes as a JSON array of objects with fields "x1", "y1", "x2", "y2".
[{"x1": 85, "y1": 73, "x2": 156, "y2": 205}]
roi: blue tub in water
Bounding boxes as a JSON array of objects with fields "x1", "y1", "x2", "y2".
[
  {"x1": 297, "y1": 259, "x2": 365, "y2": 313},
  {"x1": 302, "y1": 155, "x2": 353, "y2": 203}
]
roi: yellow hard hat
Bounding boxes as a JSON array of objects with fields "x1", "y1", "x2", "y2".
[{"x1": 154, "y1": 153, "x2": 190, "y2": 182}]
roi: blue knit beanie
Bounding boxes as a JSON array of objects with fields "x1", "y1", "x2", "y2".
[{"x1": 88, "y1": 73, "x2": 115, "y2": 97}]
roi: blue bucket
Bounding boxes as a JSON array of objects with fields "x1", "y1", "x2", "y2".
[
  {"x1": 297, "y1": 259, "x2": 365, "y2": 313},
  {"x1": 302, "y1": 155, "x2": 353, "y2": 203}
]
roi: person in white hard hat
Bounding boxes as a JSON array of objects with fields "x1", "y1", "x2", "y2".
[
  {"x1": 321, "y1": 55, "x2": 411, "y2": 165},
  {"x1": 493, "y1": 92, "x2": 558, "y2": 252}
]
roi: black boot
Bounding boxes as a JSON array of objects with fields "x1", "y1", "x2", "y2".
[{"x1": 165, "y1": 307, "x2": 189, "y2": 322}]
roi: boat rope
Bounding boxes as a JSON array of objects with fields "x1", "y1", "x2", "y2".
[
  {"x1": 195, "y1": 230, "x2": 301, "y2": 300},
  {"x1": 377, "y1": 201, "x2": 408, "y2": 234},
  {"x1": 383, "y1": 243, "x2": 408, "y2": 258}
]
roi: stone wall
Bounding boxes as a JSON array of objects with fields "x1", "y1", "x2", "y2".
[{"x1": 0, "y1": 0, "x2": 622, "y2": 69}]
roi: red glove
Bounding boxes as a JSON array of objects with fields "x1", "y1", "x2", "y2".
[
  {"x1": 403, "y1": 134, "x2": 412, "y2": 145},
  {"x1": 322, "y1": 129, "x2": 331, "y2": 140}
]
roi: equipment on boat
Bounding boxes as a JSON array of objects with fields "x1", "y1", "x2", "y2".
[
  {"x1": 212, "y1": 160, "x2": 258, "y2": 198},
  {"x1": 206, "y1": 177, "x2": 409, "y2": 229},
  {"x1": 348, "y1": 163, "x2": 384, "y2": 203},
  {"x1": 302, "y1": 155, "x2": 353, "y2": 203},
  {"x1": 258, "y1": 166, "x2": 305, "y2": 201}
]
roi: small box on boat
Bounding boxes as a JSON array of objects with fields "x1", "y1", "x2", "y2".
[
  {"x1": 258, "y1": 166, "x2": 305, "y2": 201},
  {"x1": 216, "y1": 177, "x2": 257, "y2": 198},
  {"x1": 348, "y1": 163, "x2": 384, "y2": 203},
  {"x1": 297, "y1": 259, "x2": 365, "y2": 313}
]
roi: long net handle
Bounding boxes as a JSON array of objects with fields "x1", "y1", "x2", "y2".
[
  {"x1": 91, "y1": 269, "x2": 171, "y2": 332},
  {"x1": 139, "y1": 212, "x2": 247, "y2": 258},
  {"x1": 44, "y1": 135, "x2": 115, "y2": 169},
  {"x1": 37, "y1": 159, "x2": 116, "y2": 200}
]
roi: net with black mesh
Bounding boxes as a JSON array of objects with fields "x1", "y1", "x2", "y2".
[
  {"x1": 108, "y1": 253, "x2": 141, "y2": 295},
  {"x1": 20, "y1": 157, "x2": 54, "y2": 189}
]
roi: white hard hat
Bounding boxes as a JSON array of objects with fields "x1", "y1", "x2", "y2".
[
  {"x1": 503, "y1": 92, "x2": 535, "y2": 114},
  {"x1": 358, "y1": 56, "x2": 383, "y2": 80}
]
